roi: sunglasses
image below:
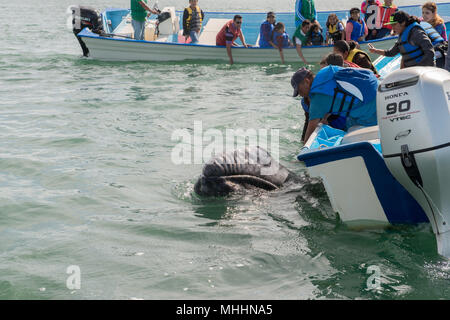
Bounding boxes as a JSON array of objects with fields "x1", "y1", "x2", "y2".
[{"x1": 235, "y1": 21, "x2": 242, "y2": 25}]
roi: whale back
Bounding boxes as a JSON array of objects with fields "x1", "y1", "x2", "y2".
[{"x1": 202, "y1": 146, "x2": 290, "y2": 186}]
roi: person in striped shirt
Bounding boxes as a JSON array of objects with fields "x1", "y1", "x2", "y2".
[{"x1": 216, "y1": 15, "x2": 249, "y2": 65}]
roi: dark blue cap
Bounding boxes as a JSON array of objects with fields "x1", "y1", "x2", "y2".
[{"x1": 291, "y1": 68, "x2": 311, "y2": 97}]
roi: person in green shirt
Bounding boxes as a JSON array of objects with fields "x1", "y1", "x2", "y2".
[
  {"x1": 131, "y1": 0, "x2": 159, "y2": 40},
  {"x1": 292, "y1": 19, "x2": 312, "y2": 64},
  {"x1": 295, "y1": 0, "x2": 317, "y2": 28}
]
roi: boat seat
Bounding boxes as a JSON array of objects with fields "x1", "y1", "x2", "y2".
[
  {"x1": 198, "y1": 18, "x2": 229, "y2": 45},
  {"x1": 113, "y1": 14, "x2": 134, "y2": 38},
  {"x1": 155, "y1": 36, "x2": 169, "y2": 42},
  {"x1": 341, "y1": 125, "x2": 379, "y2": 144}
]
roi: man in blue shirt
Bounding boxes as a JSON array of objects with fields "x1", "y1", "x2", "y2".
[
  {"x1": 291, "y1": 66, "x2": 379, "y2": 142},
  {"x1": 259, "y1": 12, "x2": 276, "y2": 48}
]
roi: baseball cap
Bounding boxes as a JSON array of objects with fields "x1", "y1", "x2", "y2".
[
  {"x1": 384, "y1": 11, "x2": 409, "y2": 26},
  {"x1": 291, "y1": 68, "x2": 311, "y2": 97}
]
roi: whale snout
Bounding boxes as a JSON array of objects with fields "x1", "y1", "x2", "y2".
[{"x1": 194, "y1": 175, "x2": 237, "y2": 197}]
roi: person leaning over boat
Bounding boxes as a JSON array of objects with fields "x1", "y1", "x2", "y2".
[
  {"x1": 259, "y1": 12, "x2": 276, "y2": 48},
  {"x1": 183, "y1": 0, "x2": 205, "y2": 44},
  {"x1": 292, "y1": 19, "x2": 312, "y2": 64},
  {"x1": 130, "y1": 0, "x2": 159, "y2": 40},
  {"x1": 216, "y1": 15, "x2": 249, "y2": 65},
  {"x1": 294, "y1": 63, "x2": 346, "y2": 141},
  {"x1": 295, "y1": 0, "x2": 316, "y2": 28},
  {"x1": 333, "y1": 40, "x2": 378, "y2": 75},
  {"x1": 368, "y1": 11, "x2": 436, "y2": 68},
  {"x1": 269, "y1": 22, "x2": 293, "y2": 64},
  {"x1": 346, "y1": 8, "x2": 368, "y2": 42},
  {"x1": 291, "y1": 66, "x2": 379, "y2": 142}
]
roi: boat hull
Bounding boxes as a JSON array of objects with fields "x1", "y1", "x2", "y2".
[
  {"x1": 73, "y1": 3, "x2": 450, "y2": 63},
  {"x1": 298, "y1": 125, "x2": 429, "y2": 226},
  {"x1": 78, "y1": 28, "x2": 397, "y2": 63}
]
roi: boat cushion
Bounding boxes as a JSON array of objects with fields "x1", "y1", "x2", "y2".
[
  {"x1": 198, "y1": 18, "x2": 230, "y2": 45},
  {"x1": 341, "y1": 125, "x2": 379, "y2": 144}
]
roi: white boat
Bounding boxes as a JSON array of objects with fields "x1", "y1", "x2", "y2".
[
  {"x1": 72, "y1": 4, "x2": 445, "y2": 63},
  {"x1": 297, "y1": 66, "x2": 450, "y2": 258}
]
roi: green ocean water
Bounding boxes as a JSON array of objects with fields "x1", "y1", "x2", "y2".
[{"x1": 1, "y1": 0, "x2": 450, "y2": 300}]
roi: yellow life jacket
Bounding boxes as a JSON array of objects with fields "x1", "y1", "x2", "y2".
[
  {"x1": 347, "y1": 48, "x2": 370, "y2": 63},
  {"x1": 347, "y1": 48, "x2": 379, "y2": 75},
  {"x1": 328, "y1": 23, "x2": 337, "y2": 35},
  {"x1": 186, "y1": 5, "x2": 203, "y2": 28}
]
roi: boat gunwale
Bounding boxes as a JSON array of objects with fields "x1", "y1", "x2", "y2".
[
  {"x1": 297, "y1": 141, "x2": 379, "y2": 163},
  {"x1": 103, "y1": 1, "x2": 450, "y2": 15},
  {"x1": 78, "y1": 27, "x2": 397, "y2": 49},
  {"x1": 177, "y1": 1, "x2": 450, "y2": 15}
]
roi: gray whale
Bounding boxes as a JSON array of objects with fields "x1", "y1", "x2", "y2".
[{"x1": 194, "y1": 147, "x2": 298, "y2": 196}]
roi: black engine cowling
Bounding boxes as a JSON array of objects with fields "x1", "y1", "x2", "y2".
[
  {"x1": 71, "y1": 5, "x2": 103, "y2": 57},
  {"x1": 71, "y1": 5, "x2": 103, "y2": 34}
]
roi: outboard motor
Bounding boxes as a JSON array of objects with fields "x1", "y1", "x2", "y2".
[
  {"x1": 70, "y1": 5, "x2": 103, "y2": 56},
  {"x1": 155, "y1": 7, "x2": 180, "y2": 37},
  {"x1": 378, "y1": 67, "x2": 450, "y2": 258}
]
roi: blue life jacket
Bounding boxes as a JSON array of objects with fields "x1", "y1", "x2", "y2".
[
  {"x1": 259, "y1": 20, "x2": 275, "y2": 48},
  {"x1": 398, "y1": 22, "x2": 427, "y2": 65},
  {"x1": 348, "y1": 19, "x2": 366, "y2": 42},
  {"x1": 272, "y1": 31, "x2": 290, "y2": 48},
  {"x1": 301, "y1": 98, "x2": 309, "y2": 113},
  {"x1": 301, "y1": 98, "x2": 346, "y2": 130},
  {"x1": 310, "y1": 66, "x2": 378, "y2": 119},
  {"x1": 310, "y1": 30, "x2": 324, "y2": 46},
  {"x1": 420, "y1": 21, "x2": 445, "y2": 46}
]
